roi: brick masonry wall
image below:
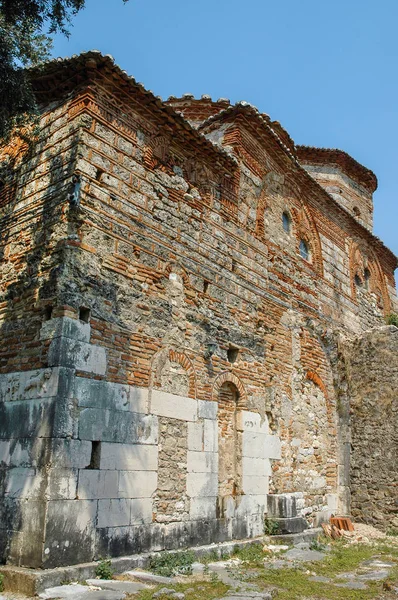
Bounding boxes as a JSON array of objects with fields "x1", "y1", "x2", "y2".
[{"x1": 0, "y1": 54, "x2": 397, "y2": 567}]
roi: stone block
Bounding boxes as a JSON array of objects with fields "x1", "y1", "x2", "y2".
[
  {"x1": 100, "y1": 443, "x2": 158, "y2": 471},
  {"x1": 237, "y1": 410, "x2": 269, "y2": 434},
  {"x1": 187, "y1": 451, "x2": 217, "y2": 473},
  {"x1": 97, "y1": 499, "x2": 131, "y2": 528},
  {"x1": 186, "y1": 472, "x2": 218, "y2": 497},
  {"x1": 235, "y1": 494, "x2": 267, "y2": 518},
  {"x1": 0, "y1": 397, "x2": 73, "y2": 440},
  {"x1": 151, "y1": 390, "x2": 197, "y2": 422},
  {"x1": 242, "y1": 432, "x2": 281, "y2": 459},
  {"x1": 267, "y1": 493, "x2": 303, "y2": 519},
  {"x1": 0, "y1": 441, "x2": 10, "y2": 466},
  {"x1": 5, "y1": 467, "x2": 44, "y2": 499},
  {"x1": 43, "y1": 500, "x2": 97, "y2": 567},
  {"x1": 130, "y1": 497, "x2": 153, "y2": 525},
  {"x1": 203, "y1": 419, "x2": 218, "y2": 452},
  {"x1": 50, "y1": 439, "x2": 92, "y2": 469},
  {"x1": 242, "y1": 474, "x2": 269, "y2": 495},
  {"x1": 77, "y1": 470, "x2": 118, "y2": 499},
  {"x1": 242, "y1": 456, "x2": 271, "y2": 478},
  {"x1": 198, "y1": 400, "x2": 218, "y2": 420},
  {"x1": 272, "y1": 516, "x2": 308, "y2": 535},
  {"x1": 189, "y1": 496, "x2": 217, "y2": 520},
  {"x1": 0, "y1": 368, "x2": 61, "y2": 403},
  {"x1": 48, "y1": 338, "x2": 107, "y2": 376},
  {"x1": 118, "y1": 471, "x2": 157, "y2": 498},
  {"x1": 40, "y1": 317, "x2": 91, "y2": 343},
  {"x1": 46, "y1": 469, "x2": 79, "y2": 500},
  {"x1": 187, "y1": 422, "x2": 203, "y2": 451},
  {"x1": 79, "y1": 409, "x2": 158, "y2": 445},
  {"x1": 326, "y1": 493, "x2": 338, "y2": 511},
  {"x1": 75, "y1": 378, "x2": 148, "y2": 414}
]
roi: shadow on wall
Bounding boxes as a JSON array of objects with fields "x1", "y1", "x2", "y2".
[{"x1": 0, "y1": 126, "x2": 81, "y2": 568}]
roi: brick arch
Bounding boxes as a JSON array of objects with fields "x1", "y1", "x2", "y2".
[
  {"x1": 349, "y1": 242, "x2": 391, "y2": 313},
  {"x1": 212, "y1": 372, "x2": 247, "y2": 408},
  {"x1": 293, "y1": 204, "x2": 324, "y2": 277},
  {"x1": 150, "y1": 347, "x2": 197, "y2": 398},
  {"x1": 168, "y1": 349, "x2": 197, "y2": 398},
  {"x1": 163, "y1": 262, "x2": 190, "y2": 287}
]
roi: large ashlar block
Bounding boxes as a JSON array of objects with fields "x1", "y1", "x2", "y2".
[
  {"x1": 97, "y1": 499, "x2": 130, "y2": 528},
  {"x1": 235, "y1": 494, "x2": 267, "y2": 518},
  {"x1": 0, "y1": 441, "x2": 10, "y2": 465},
  {"x1": 242, "y1": 432, "x2": 281, "y2": 459},
  {"x1": 242, "y1": 456, "x2": 272, "y2": 478},
  {"x1": 198, "y1": 400, "x2": 218, "y2": 420},
  {"x1": 186, "y1": 472, "x2": 218, "y2": 497},
  {"x1": 100, "y1": 443, "x2": 158, "y2": 471},
  {"x1": 50, "y1": 439, "x2": 92, "y2": 469},
  {"x1": 237, "y1": 410, "x2": 269, "y2": 434},
  {"x1": 151, "y1": 390, "x2": 198, "y2": 422},
  {"x1": 0, "y1": 367, "x2": 62, "y2": 403},
  {"x1": 0, "y1": 396, "x2": 75, "y2": 440},
  {"x1": 75, "y1": 378, "x2": 148, "y2": 414},
  {"x1": 189, "y1": 496, "x2": 217, "y2": 520},
  {"x1": 203, "y1": 419, "x2": 218, "y2": 452},
  {"x1": 79, "y1": 409, "x2": 158, "y2": 445},
  {"x1": 48, "y1": 338, "x2": 107, "y2": 376},
  {"x1": 46, "y1": 469, "x2": 79, "y2": 500},
  {"x1": 40, "y1": 317, "x2": 91, "y2": 343},
  {"x1": 77, "y1": 469, "x2": 118, "y2": 499},
  {"x1": 118, "y1": 471, "x2": 157, "y2": 499},
  {"x1": 5, "y1": 467, "x2": 44, "y2": 499},
  {"x1": 187, "y1": 451, "x2": 217, "y2": 473},
  {"x1": 187, "y1": 422, "x2": 203, "y2": 451},
  {"x1": 242, "y1": 474, "x2": 270, "y2": 495}
]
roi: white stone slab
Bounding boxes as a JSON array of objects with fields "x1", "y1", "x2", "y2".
[
  {"x1": 203, "y1": 419, "x2": 218, "y2": 452},
  {"x1": 97, "y1": 498, "x2": 130, "y2": 528},
  {"x1": 187, "y1": 422, "x2": 203, "y2": 451},
  {"x1": 242, "y1": 456, "x2": 272, "y2": 477},
  {"x1": 39, "y1": 584, "x2": 90, "y2": 599},
  {"x1": 74, "y1": 341, "x2": 107, "y2": 375},
  {"x1": 242, "y1": 432, "x2": 281, "y2": 459},
  {"x1": 189, "y1": 496, "x2": 217, "y2": 520},
  {"x1": 0, "y1": 440, "x2": 10, "y2": 465},
  {"x1": 237, "y1": 410, "x2": 269, "y2": 434},
  {"x1": 118, "y1": 470, "x2": 157, "y2": 498},
  {"x1": 198, "y1": 399, "x2": 218, "y2": 420},
  {"x1": 5, "y1": 467, "x2": 43, "y2": 499},
  {"x1": 0, "y1": 368, "x2": 61, "y2": 402},
  {"x1": 130, "y1": 497, "x2": 153, "y2": 525},
  {"x1": 187, "y1": 451, "x2": 217, "y2": 473},
  {"x1": 100, "y1": 443, "x2": 158, "y2": 471},
  {"x1": 242, "y1": 474, "x2": 269, "y2": 495},
  {"x1": 186, "y1": 472, "x2": 218, "y2": 497},
  {"x1": 40, "y1": 316, "x2": 91, "y2": 343},
  {"x1": 235, "y1": 494, "x2": 267, "y2": 518},
  {"x1": 151, "y1": 390, "x2": 197, "y2": 421},
  {"x1": 77, "y1": 470, "x2": 118, "y2": 499}
]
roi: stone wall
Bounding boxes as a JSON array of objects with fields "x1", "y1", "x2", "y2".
[
  {"x1": 346, "y1": 326, "x2": 398, "y2": 530},
  {"x1": 0, "y1": 52, "x2": 396, "y2": 568}
]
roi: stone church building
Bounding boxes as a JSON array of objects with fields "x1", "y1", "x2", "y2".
[{"x1": 0, "y1": 51, "x2": 397, "y2": 569}]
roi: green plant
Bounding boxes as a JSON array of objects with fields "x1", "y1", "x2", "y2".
[
  {"x1": 309, "y1": 537, "x2": 327, "y2": 552},
  {"x1": 386, "y1": 313, "x2": 398, "y2": 327},
  {"x1": 387, "y1": 526, "x2": 398, "y2": 536},
  {"x1": 233, "y1": 543, "x2": 264, "y2": 565},
  {"x1": 95, "y1": 558, "x2": 113, "y2": 580},
  {"x1": 149, "y1": 550, "x2": 196, "y2": 577},
  {"x1": 264, "y1": 517, "x2": 279, "y2": 535},
  {"x1": 0, "y1": 572, "x2": 4, "y2": 593}
]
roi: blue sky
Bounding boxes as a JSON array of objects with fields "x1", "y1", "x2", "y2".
[{"x1": 52, "y1": 0, "x2": 398, "y2": 258}]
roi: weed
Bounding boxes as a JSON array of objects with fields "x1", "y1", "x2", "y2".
[
  {"x1": 387, "y1": 527, "x2": 398, "y2": 536},
  {"x1": 233, "y1": 543, "x2": 264, "y2": 565},
  {"x1": 0, "y1": 573, "x2": 3, "y2": 593},
  {"x1": 95, "y1": 558, "x2": 113, "y2": 580},
  {"x1": 309, "y1": 536, "x2": 328, "y2": 551},
  {"x1": 386, "y1": 313, "x2": 398, "y2": 327},
  {"x1": 149, "y1": 550, "x2": 196, "y2": 577},
  {"x1": 134, "y1": 580, "x2": 229, "y2": 600},
  {"x1": 200, "y1": 549, "x2": 219, "y2": 564},
  {"x1": 264, "y1": 517, "x2": 279, "y2": 535},
  {"x1": 209, "y1": 571, "x2": 219, "y2": 583}
]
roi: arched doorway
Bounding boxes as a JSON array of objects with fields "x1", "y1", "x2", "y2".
[{"x1": 217, "y1": 381, "x2": 242, "y2": 516}]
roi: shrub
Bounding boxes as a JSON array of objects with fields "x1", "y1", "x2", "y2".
[
  {"x1": 0, "y1": 572, "x2": 4, "y2": 592},
  {"x1": 95, "y1": 558, "x2": 113, "y2": 580},
  {"x1": 386, "y1": 313, "x2": 398, "y2": 327},
  {"x1": 264, "y1": 517, "x2": 279, "y2": 535},
  {"x1": 149, "y1": 550, "x2": 195, "y2": 577}
]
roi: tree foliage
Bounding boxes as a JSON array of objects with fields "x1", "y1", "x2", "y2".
[{"x1": 0, "y1": 0, "x2": 128, "y2": 143}]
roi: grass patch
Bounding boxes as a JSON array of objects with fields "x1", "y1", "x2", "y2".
[
  {"x1": 314, "y1": 541, "x2": 387, "y2": 577},
  {"x1": 232, "y1": 543, "x2": 264, "y2": 566},
  {"x1": 149, "y1": 550, "x2": 196, "y2": 577},
  {"x1": 255, "y1": 567, "x2": 378, "y2": 600},
  {"x1": 129, "y1": 580, "x2": 229, "y2": 600}
]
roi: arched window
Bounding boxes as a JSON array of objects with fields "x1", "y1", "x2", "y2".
[
  {"x1": 299, "y1": 239, "x2": 310, "y2": 261},
  {"x1": 354, "y1": 273, "x2": 362, "y2": 287},
  {"x1": 282, "y1": 211, "x2": 291, "y2": 233},
  {"x1": 353, "y1": 206, "x2": 361, "y2": 217}
]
